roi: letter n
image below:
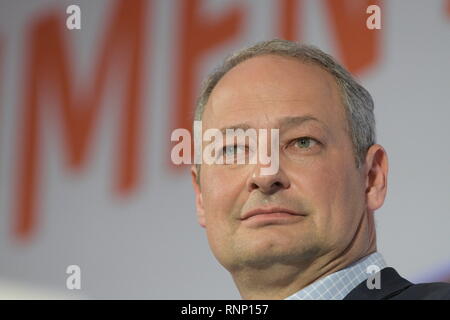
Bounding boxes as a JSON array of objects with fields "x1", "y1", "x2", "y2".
[
  {"x1": 278, "y1": 0, "x2": 303, "y2": 41},
  {"x1": 324, "y1": 0, "x2": 381, "y2": 74}
]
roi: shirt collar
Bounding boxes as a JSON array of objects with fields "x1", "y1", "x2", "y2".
[{"x1": 285, "y1": 252, "x2": 387, "y2": 300}]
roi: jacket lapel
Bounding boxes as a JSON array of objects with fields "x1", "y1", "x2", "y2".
[{"x1": 344, "y1": 267, "x2": 414, "y2": 300}]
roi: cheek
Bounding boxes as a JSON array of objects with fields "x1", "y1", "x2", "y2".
[
  {"x1": 296, "y1": 158, "x2": 363, "y2": 241},
  {"x1": 200, "y1": 166, "x2": 249, "y2": 264},
  {"x1": 200, "y1": 165, "x2": 248, "y2": 224}
]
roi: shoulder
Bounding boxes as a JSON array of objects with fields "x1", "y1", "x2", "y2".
[
  {"x1": 344, "y1": 267, "x2": 450, "y2": 300},
  {"x1": 391, "y1": 281, "x2": 450, "y2": 300}
]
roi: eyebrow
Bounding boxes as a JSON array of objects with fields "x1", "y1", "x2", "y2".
[
  {"x1": 218, "y1": 115, "x2": 329, "y2": 134},
  {"x1": 219, "y1": 124, "x2": 253, "y2": 135},
  {"x1": 278, "y1": 115, "x2": 329, "y2": 132}
]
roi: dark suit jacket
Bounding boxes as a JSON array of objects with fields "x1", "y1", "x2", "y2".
[{"x1": 344, "y1": 267, "x2": 450, "y2": 300}]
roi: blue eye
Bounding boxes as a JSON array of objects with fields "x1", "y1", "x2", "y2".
[
  {"x1": 222, "y1": 145, "x2": 246, "y2": 156},
  {"x1": 293, "y1": 137, "x2": 318, "y2": 149}
]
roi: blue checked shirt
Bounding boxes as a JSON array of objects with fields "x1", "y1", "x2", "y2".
[{"x1": 285, "y1": 252, "x2": 387, "y2": 300}]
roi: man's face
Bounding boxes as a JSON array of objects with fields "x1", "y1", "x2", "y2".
[{"x1": 192, "y1": 55, "x2": 368, "y2": 272}]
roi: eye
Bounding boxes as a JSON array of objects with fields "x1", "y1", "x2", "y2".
[
  {"x1": 291, "y1": 137, "x2": 319, "y2": 149},
  {"x1": 221, "y1": 144, "x2": 246, "y2": 157}
]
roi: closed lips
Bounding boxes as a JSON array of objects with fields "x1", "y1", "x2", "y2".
[{"x1": 241, "y1": 207, "x2": 305, "y2": 220}]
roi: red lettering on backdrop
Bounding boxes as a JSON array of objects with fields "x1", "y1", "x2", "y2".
[
  {"x1": 447, "y1": 0, "x2": 450, "y2": 18},
  {"x1": 15, "y1": 0, "x2": 148, "y2": 240},
  {"x1": 0, "y1": 36, "x2": 2, "y2": 119},
  {"x1": 172, "y1": 0, "x2": 243, "y2": 166},
  {"x1": 324, "y1": 0, "x2": 381, "y2": 74},
  {"x1": 279, "y1": 0, "x2": 303, "y2": 41},
  {"x1": 0, "y1": 37, "x2": 3, "y2": 151},
  {"x1": 278, "y1": 0, "x2": 379, "y2": 74}
]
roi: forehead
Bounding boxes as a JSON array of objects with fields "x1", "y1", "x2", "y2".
[{"x1": 204, "y1": 54, "x2": 347, "y2": 133}]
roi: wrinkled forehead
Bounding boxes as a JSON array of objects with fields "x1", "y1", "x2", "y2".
[{"x1": 203, "y1": 55, "x2": 348, "y2": 133}]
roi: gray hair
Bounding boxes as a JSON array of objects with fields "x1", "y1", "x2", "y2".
[{"x1": 194, "y1": 38, "x2": 376, "y2": 172}]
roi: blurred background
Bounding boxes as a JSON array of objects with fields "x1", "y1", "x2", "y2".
[{"x1": 0, "y1": 0, "x2": 449, "y2": 299}]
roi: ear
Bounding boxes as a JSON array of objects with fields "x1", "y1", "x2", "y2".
[
  {"x1": 191, "y1": 165, "x2": 206, "y2": 228},
  {"x1": 364, "y1": 144, "x2": 389, "y2": 212}
]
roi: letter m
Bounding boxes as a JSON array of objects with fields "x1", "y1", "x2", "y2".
[{"x1": 15, "y1": 0, "x2": 148, "y2": 240}]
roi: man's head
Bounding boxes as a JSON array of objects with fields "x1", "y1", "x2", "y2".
[{"x1": 190, "y1": 39, "x2": 388, "y2": 296}]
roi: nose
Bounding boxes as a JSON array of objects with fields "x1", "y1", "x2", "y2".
[{"x1": 247, "y1": 165, "x2": 290, "y2": 195}]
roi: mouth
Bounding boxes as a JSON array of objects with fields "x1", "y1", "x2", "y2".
[{"x1": 241, "y1": 206, "x2": 306, "y2": 221}]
